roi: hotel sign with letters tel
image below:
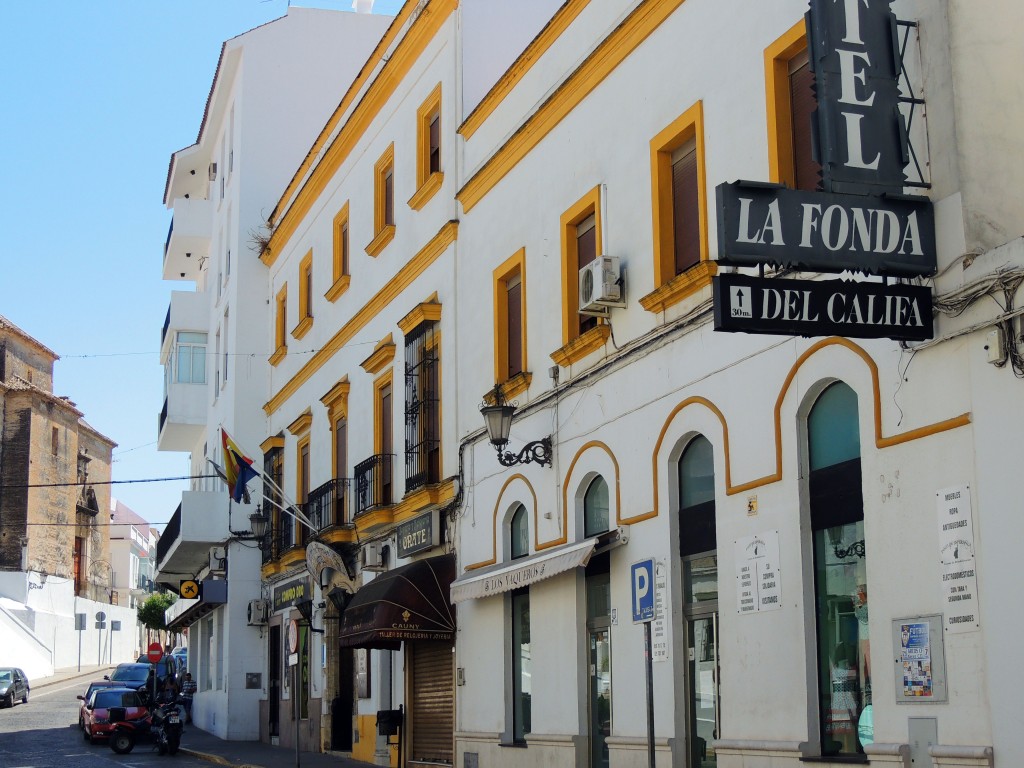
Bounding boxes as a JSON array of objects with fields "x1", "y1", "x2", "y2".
[{"x1": 713, "y1": 0, "x2": 935, "y2": 342}]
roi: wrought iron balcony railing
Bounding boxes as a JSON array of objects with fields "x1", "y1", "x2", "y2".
[{"x1": 354, "y1": 454, "x2": 394, "y2": 518}]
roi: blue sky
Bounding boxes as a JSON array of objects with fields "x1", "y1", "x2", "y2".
[{"x1": 0, "y1": 0, "x2": 403, "y2": 528}]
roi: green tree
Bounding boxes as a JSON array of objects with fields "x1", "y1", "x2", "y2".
[{"x1": 137, "y1": 591, "x2": 177, "y2": 633}]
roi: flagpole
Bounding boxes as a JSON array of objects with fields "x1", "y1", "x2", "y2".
[{"x1": 206, "y1": 457, "x2": 317, "y2": 533}]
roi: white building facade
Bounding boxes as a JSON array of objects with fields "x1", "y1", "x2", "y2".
[
  {"x1": 450, "y1": 1, "x2": 1022, "y2": 768},
  {"x1": 155, "y1": 7, "x2": 393, "y2": 742}
]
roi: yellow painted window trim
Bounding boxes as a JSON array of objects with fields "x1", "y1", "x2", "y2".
[
  {"x1": 361, "y1": 334, "x2": 396, "y2": 375},
  {"x1": 397, "y1": 300, "x2": 442, "y2": 335},
  {"x1": 416, "y1": 83, "x2": 442, "y2": 188},
  {"x1": 260, "y1": 435, "x2": 285, "y2": 453},
  {"x1": 298, "y1": 249, "x2": 314, "y2": 322},
  {"x1": 264, "y1": 220, "x2": 458, "y2": 417},
  {"x1": 269, "y1": 345, "x2": 287, "y2": 367},
  {"x1": 649, "y1": 100, "x2": 708, "y2": 289},
  {"x1": 483, "y1": 371, "x2": 533, "y2": 406},
  {"x1": 560, "y1": 186, "x2": 603, "y2": 346},
  {"x1": 550, "y1": 323, "x2": 610, "y2": 369},
  {"x1": 765, "y1": 20, "x2": 808, "y2": 187},
  {"x1": 324, "y1": 275, "x2": 351, "y2": 303},
  {"x1": 273, "y1": 283, "x2": 288, "y2": 353},
  {"x1": 638, "y1": 261, "x2": 718, "y2": 314},
  {"x1": 291, "y1": 315, "x2": 313, "y2": 341},
  {"x1": 321, "y1": 377, "x2": 351, "y2": 422},
  {"x1": 374, "y1": 143, "x2": 395, "y2": 235},
  {"x1": 365, "y1": 225, "x2": 396, "y2": 258},
  {"x1": 332, "y1": 202, "x2": 350, "y2": 283},
  {"x1": 287, "y1": 409, "x2": 313, "y2": 437},
  {"x1": 408, "y1": 171, "x2": 444, "y2": 211},
  {"x1": 493, "y1": 247, "x2": 528, "y2": 385}
]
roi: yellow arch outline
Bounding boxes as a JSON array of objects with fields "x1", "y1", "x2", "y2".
[
  {"x1": 552, "y1": 441, "x2": 623, "y2": 548},
  {"x1": 464, "y1": 473, "x2": 537, "y2": 571}
]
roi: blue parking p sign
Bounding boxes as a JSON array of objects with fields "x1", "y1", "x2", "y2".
[{"x1": 631, "y1": 559, "x2": 655, "y2": 623}]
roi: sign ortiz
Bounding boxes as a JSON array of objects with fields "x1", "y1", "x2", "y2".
[{"x1": 714, "y1": 273, "x2": 932, "y2": 341}]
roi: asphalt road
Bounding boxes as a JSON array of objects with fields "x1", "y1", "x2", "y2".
[{"x1": 0, "y1": 678, "x2": 207, "y2": 768}]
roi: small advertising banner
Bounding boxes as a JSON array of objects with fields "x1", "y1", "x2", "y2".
[
  {"x1": 899, "y1": 621, "x2": 932, "y2": 697},
  {"x1": 652, "y1": 561, "x2": 670, "y2": 663},
  {"x1": 734, "y1": 530, "x2": 781, "y2": 614},
  {"x1": 936, "y1": 485, "x2": 981, "y2": 633}
]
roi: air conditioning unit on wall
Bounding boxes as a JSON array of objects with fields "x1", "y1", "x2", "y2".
[
  {"x1": 360, "y1": 541, "x2": 385, "y2": 572},
  {"x1": 247, "y1": 599, "x2": 269, "y2": 626},
  {"x1": 579, "y1": 256, "x2": 626, "y2": 315}
]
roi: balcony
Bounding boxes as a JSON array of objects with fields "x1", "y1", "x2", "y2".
[
  {"x1": 163, "y1": 196, "x2": 212, "y2": 281},
  {"x1": 160, "y1": 290, "x2": 209, "y2": 361},
  {"x1": 155, "y1": 491, "x2": 255, "y2": 583},
  {"x1": 157, "y1": 385, "x2": 205, "y2": 452},
  {"x1": 306, "y1": 478, "x2": 351, "y2": 531},
  {"x1": 354, "y1": 454, "x2": 394, "y2": 531}
]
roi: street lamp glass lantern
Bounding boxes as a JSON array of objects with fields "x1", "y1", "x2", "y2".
[
  {"x1": 249, "y1": 507, "x2": 270, "y2": 539},
  {"x1": 480, "y1": 402, "x2": 516, "y2": 447}
]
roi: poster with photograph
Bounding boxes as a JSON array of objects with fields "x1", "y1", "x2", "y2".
[{"x1": 900, "y1": 621, "x2": 932, "y2": 697}]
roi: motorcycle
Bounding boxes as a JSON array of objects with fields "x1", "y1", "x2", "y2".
[{"x1": 107, "y1": 697, "x2": 183, "y2": 756}]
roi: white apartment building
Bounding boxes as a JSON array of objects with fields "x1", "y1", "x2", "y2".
[{"x1": 155, "y1": 7, "x2": 392, "y2": 741}]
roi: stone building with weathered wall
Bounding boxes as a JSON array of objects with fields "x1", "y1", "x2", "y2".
[{"x1": 0, "y1": 315, "x2": 115, "y2": 599}]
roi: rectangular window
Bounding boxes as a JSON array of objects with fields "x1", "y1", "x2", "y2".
[
  {"x1": 263, "y1": 445, "x2": 287, "y2": 554},
  {"x1": 405, "y1": 320, "x2": 441, "y2": 492},
  {"x1": 506, "y1": 273, "x2": 523, "y2": 378},
  {"x1": 334, "y1": 416, "x2": 348, "y2": 525},
  {"x1": 175, "y1": 332, "x2": 208, "y2": 384},
  {"x1": 511, "y1": 588, "x2": 531, "y2": 743},
  {"x1": 559, "y1": 186, "x2": 603, "y2": 346},
  {"x1": 644, "y1": 100, "x2": 711, "y2": 314},
  {"x1": 328, "y1": 202, "x2": 351, "y2": 301},
  {"x1": 222, "y1": 310, "x2": 229, "y2": 384},
  {"x1": 272, "y1": 285, "x2": 287, "y2": 365},
  {"x1": 298, "y1": 437, "x2": 310, "y2": 544},
  {"x1": 377, "y1": 377, "x2": 393, "y2": 506},
  {"x1": 368, "y1": 144, "x2": 396, "y2": 256},
  {"x1": 294, "y1": 251, "x2": 314, "y2": 339},
  {"x1": 51, "y1": 426, "x2": 59, "y2": 455},
  {"x1": 214, "y1": 330, "x2": 221, "y2": 392},
  {"x1": 766, "y1": 21, "x2": 821, "y2": 190},
  {"x1": 412, "y1": 84, "x2": 443, "y2": 210}
]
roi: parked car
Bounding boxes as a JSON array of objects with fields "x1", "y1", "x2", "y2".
[
  {"x1": 77, "y1": 681, "x2": 120, "y2": 728},
  {"x1": 135, "y1": 655, "x2": 177, "y2": 685},
  {"x1": 0, "y1": 667, "x2": 30, "y2": 708},
  {"x1": 105, "y1": 663, "x2": 155, "y2": 695},
  {"x1": 82, "y1": 687, "x2": 148, "y2": 744}
]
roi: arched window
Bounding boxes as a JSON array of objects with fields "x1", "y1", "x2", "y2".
[
  {"x1": 808, "y1": 382, "x2": 870, "y2": 757},
  {"x1": 510, "y1": 504, "x2": 529, "y2": 560},
  {"x1": 678, "y1": 435, "x2": 715, "y2": 558},
  {"x1": 583, "y1": 476, "x2": 610, "y2": 537}
]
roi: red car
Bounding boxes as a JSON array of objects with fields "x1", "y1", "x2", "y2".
[
  {"x1": 82, "y1": 687, "x2": 149, "y2": 744},
  {"x1": 77, "y1": 681, "x2": 120, "y2": 730}
]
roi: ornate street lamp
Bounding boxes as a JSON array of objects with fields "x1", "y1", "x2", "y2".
[{"x1": 480, "y1": 385, "x2": 552, "y2": 468}]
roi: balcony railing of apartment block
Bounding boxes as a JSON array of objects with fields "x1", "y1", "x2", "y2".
[
  {"x1": 305, "y1": 478, "x2": 351, "y2": 531},
  {"x1": 159, "y1": 398, "x2": 168, "y2": 435},
  {"x1": 354, "y1": 454, "x2": 393, "y2": 518},
  {"x1": 157, "y1": 503, "x2": 182, "y2": 568}
]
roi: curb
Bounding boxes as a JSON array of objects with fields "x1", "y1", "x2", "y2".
[
  {"x1": 180, "y1": 748, "x2": 263, "y2": 768},
  {"x1": 33, "y1": 667, "x2": 116, "y2": 691}
]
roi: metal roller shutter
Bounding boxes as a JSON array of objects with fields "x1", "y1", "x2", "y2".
[{"x1": 411, "y1": 642, "x2": 454, "y2": 764}]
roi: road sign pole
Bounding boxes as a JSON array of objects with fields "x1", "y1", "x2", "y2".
[{"x1": 644, "y1": 620, "x2": 655, "y2": 768}]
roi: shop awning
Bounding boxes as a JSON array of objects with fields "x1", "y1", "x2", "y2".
[
  {"x1": 339, "y1": 554, "x2": 456, "y2": 650},
  {"x1": 165, "y1": 579, "x2": 228, "y2": 631},
  {"x1": 450, "y1": 537, "x2": 598, "y2": 603}
]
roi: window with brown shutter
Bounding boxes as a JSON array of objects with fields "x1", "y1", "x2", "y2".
[
  {"x1": 429, "y1": 113, "x2": 441, "y2": 174},
  {"x1": 384, "y1": 170, "x2": 394, "y2": 227},
  {"x1": 789, "y1": 53, "x2": 821, "y2": 192},
  {"x1": 671, "y1": 142, "x2": 700, "y2": 275},
  {"x1": 577, "y1": 214, "x2": 598, "y2": 335},
  {"x1": 507, "y1": 273, "x2": 523, "y2": 378}
]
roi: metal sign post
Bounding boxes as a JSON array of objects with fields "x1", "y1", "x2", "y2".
[
  {"x1": 288, "y1": 618, "x2": 300, "y2": 768},
  {"x1": 631, "y1": 559, "x2": 656, "y2": 768}
]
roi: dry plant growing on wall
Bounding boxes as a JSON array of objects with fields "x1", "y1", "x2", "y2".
[{"x1": 248, "y1": 215, "x2": 276, "y2": 259}]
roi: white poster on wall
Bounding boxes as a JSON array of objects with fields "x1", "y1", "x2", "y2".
[
  {"x1": 735, "y1": 530, "x2": 781, "y2": 613},
  {"x1": 936, "y1": 485, "x2": 980, "y2": 633},
  {"x1": 652, "y1": 560, "x2": 670, "y2": 662}
]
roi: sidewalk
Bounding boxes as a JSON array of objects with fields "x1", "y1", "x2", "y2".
[
  {"x1": 181, "y1": 728, "x2": 378, "y2": 768},
  {"x1": 32, "y1": 664, "x2": 117, "y2": 691}
]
